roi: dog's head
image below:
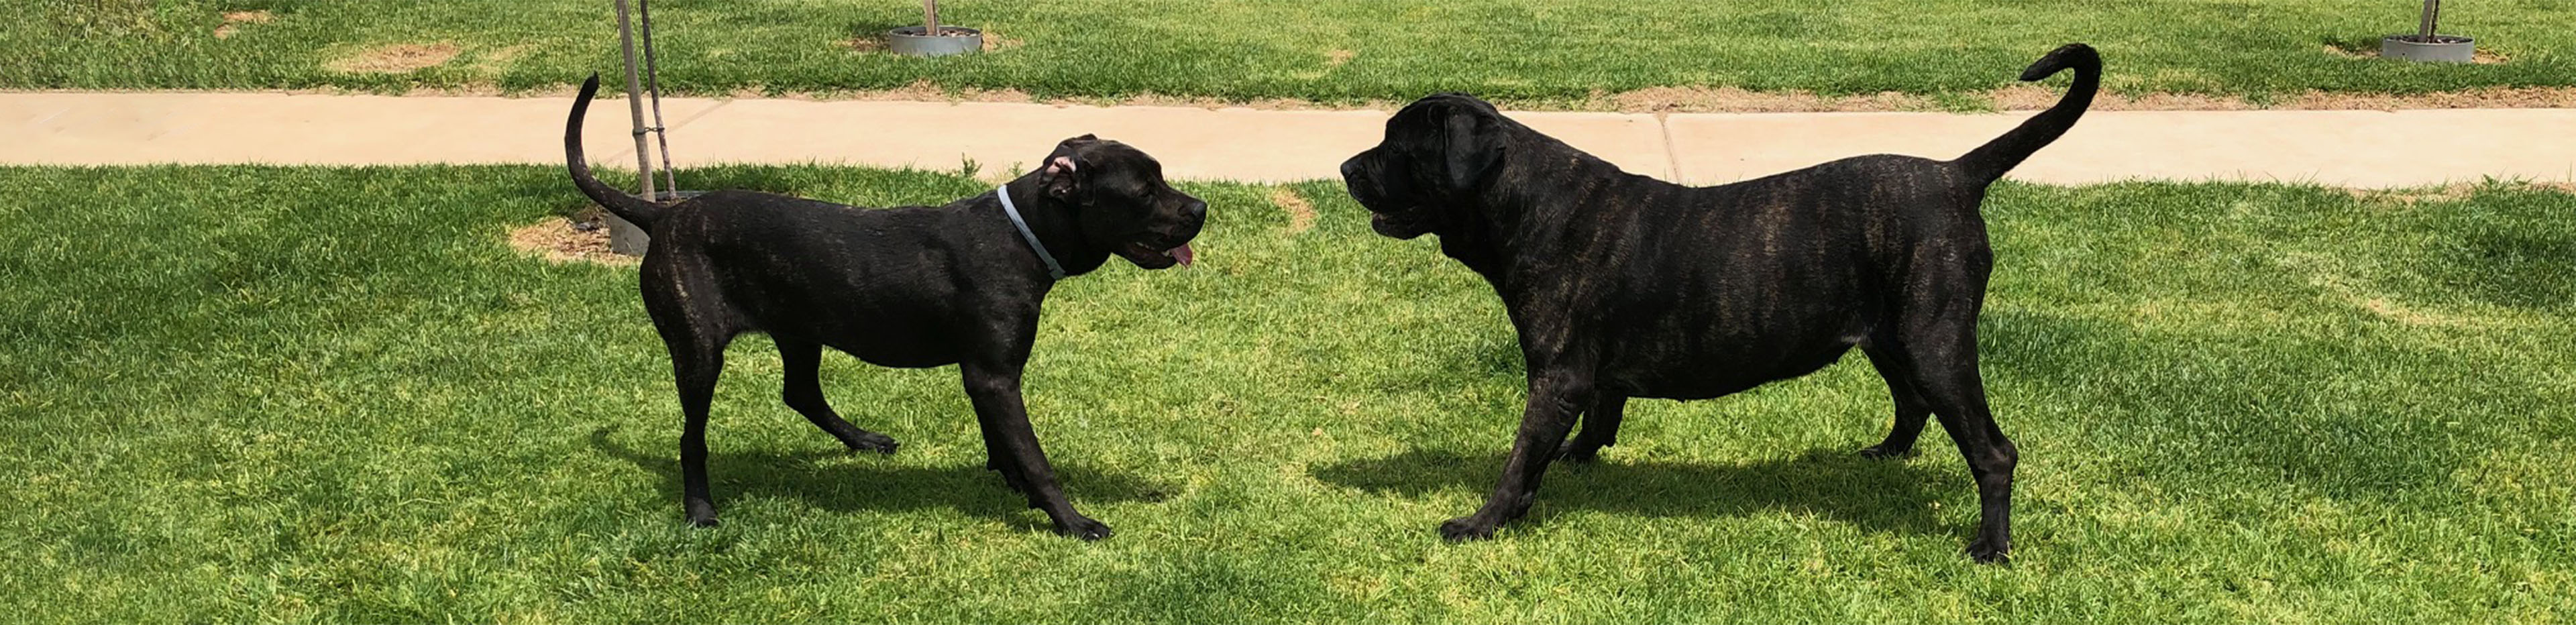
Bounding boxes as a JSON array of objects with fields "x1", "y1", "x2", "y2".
[
  {"x1": 1036, "y1": 135, "x2": 1206, "y2": 269},
  {"x1": 1339, "y1": 94, "x2": 1511, "y2": 239}
]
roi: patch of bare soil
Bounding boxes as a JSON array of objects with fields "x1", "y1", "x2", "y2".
[
  {"x1": 212, "y1": 10, "x2": 270, "y2": 39},
  {"x1": 1271, "y1": 186, "x2": 1316, "y2": 234},
  {"x1": 982, "y1": 32, "x2": 1022, "y2": 52},
  {"x1": 1324, "y1": 49, "x2": 1356, "y2": 68},
  {"x1": 327, "y1": 42, "x2": 462, "y2": 74},
  {"x1": 2345, "y1": 180, "x2": 2576, "y2": 207},
  {"x1": 508, "y1": 217, "x2": 634, "y2": 266},
  {"x1": 1989, "y1": 84, "x2": 2253, "y2": 111},
  {"x1": 472, "y1": 44, "x2": 532, "y2": 74},
  {"x1": 2347, "y1": 184, "x2": 2479, "y2": 206}
]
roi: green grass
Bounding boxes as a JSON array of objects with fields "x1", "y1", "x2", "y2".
[
  {"x1": 7, "y1": 0, "x2": 2575, "y2": 105},
  {"x1": 2, "y1": 164, "x2": 2572, "y2": 622}
]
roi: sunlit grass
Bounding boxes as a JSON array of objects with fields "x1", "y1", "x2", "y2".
[{"x1": 0, "y1": 165, "x2": 2569, "y2": 622}]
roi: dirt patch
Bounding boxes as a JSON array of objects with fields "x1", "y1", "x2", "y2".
[
  {"x1": 212, "y1": 10, "x2": 271, "y2": 39},
  {"x1": 2281, "y1": 86, "x2": 2576, "y2": 109},
  {"x1": 1271, "y1": 186, "x2": 1316, "y2": 234},
  {"x1": 508, "y1": 217, "x2": 635, "y2": 266},
  {"x1": 982, "y1": 32, "x2": 1022, "y2": 52},
  {"x1": 471, "y1": 44, "x2": 532, "y2": 74},
  {"x1": 2346, "y1": 182, "x2": 2481, "y2": 205},
  {"x1": 2345, "y1": 180, "x2": 2576, "y2": 207},
  {"x1": 327, "y1": 42, "x2": 462, "y2": 74},
  {"x1": 1324, "y1": 49, "x2": 1355, "y2": 68},
  {"x1": 1990, "y1": 83, "x2": 2255, "y2": 111}
]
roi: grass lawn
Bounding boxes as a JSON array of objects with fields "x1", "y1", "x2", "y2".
[
  {"x1": 2, "y1": 164, "x2": 2571, "y2": 622},
  {"x1": 7, "y1": 0, "x2": 2575, "y2": 106}
]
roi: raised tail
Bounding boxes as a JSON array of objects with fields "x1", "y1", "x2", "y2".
[
  {"x1": 565, "y1": 73, "x2": 666, "y2": 229},
  {"x1": 1955, "y1": 43, "x2": 2100, "y2": 184}
]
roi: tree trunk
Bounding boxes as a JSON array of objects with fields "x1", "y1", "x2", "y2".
[
  {"x1": 923, "y1": 0, "x2": 940, "y2": 36},
  {"x1": 2418, "y1": 0, "x2": 2440, "y2": 41}
]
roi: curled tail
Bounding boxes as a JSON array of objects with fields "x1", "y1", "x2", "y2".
[
  {"x1": 1955, "y1": 43, "x2": 2100, "y2": 184},
  {"x1": 565, "y1": 73, "x2": 665, "y2": 229}
]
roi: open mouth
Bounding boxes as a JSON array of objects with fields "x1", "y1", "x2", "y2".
[{"x1": 1118, "y1": 239, "x2": 1195, "y2": 269}]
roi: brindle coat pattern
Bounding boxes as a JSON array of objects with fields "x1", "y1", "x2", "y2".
[
  {"x1": 1339, "y1": 44, "x2": 2100, "y2": 563},
  {"x1": 564, "y1": 74, "x2": 1206, "y2": 539}
]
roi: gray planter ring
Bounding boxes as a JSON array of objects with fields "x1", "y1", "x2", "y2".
[
  {"x1": 2381, "y1": 34, "x2": 2475, "y2": 63},
  {"x1": 888, "y1": 26, "x2": 983, "y2": 57}
]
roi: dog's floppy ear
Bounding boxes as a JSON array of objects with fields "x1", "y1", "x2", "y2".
[
  {"x1": 1434, "y1": 102, "x2": 1506, "y2": 196},
  {"x1": 1040, "y1": 135, "x2": 1098, "y2": 199},
  {"x1": 1040, "y1": 154, "x2": 1084, "y2": 200},
  {"x1": 1040, "y1": 155, "x2": 1083, "y2": 199}
]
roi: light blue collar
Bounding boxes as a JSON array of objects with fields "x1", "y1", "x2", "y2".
[{"x1": 996, "y1": 185, "x2": 1065, "y2": 280}]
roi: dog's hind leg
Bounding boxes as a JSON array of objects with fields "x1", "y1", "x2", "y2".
[
  {"x1": 1858, "y1": 342, "x2": 1933, "y2": 459},
  {"x1": 644, "y1": 261, "x2": 742, "y2": 528},
  {"x1": 653, "y1": 320, "x2": 735, "y2": 528},
  {"x1": 776, "y1": 337, "x2": 900, "y2": 454},
  {"x1": 1556, "y1": 394, "x2": 1627, "y2": 463},
  {"x1": 1892, "y1": 313, "x2": 2017, "y2": 563}
]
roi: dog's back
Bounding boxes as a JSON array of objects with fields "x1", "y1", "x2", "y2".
[
  {"x1": 1572, "y1": 45, "x2": 2099, "y2": 398},
  {"x1": 636, "y1": 191, "x2": 1020, "y2": 367}
]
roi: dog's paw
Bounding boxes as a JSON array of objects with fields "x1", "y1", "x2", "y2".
[
  {"x1": 1055, "y1": 516, "x2": 1114, "y2": 541},
  {"x1": 1858, "y1": 443, "x2": 1917, "y2": 460},
  {"x1": 1556, "y1": 442, "x2": 1603, "y2": 463},
  {"x1": 686, "y1": 504, "x2": 720, "y2": 528},
  {"x1": 1965, "y1": 538, "x2": 2011, "y2": 564},
  {"x1": 1438, "y1": 517, "x2": 1499, "y2": 542},
  {"x1": 845, "y1": 431, "x2": 900, "y2": 455}
]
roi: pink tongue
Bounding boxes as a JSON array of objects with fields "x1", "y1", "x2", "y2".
[{"x1": 1169, "y1": 243, "x2": 1195, "y2": 266}]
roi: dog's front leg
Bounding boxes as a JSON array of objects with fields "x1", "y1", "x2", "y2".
[
  {"x1": 1442, "y1": 372, "x2": 1593, "y2": 541},
  {"x1": 980, "y1": 420, "x2": 1031, "y2": 496},
  {"x1": 961, "y1": 361, "x2": 1112, "y2": 540}
]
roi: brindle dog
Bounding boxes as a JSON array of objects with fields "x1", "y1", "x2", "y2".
[
  {"x1": 564, "y1": 74, "x2": 1205, "y2": 538},
  {"x1": 1338, "y1": 44, "x2": 2099, "y2": 562}
]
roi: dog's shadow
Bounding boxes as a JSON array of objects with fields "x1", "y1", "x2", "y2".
[
  {"x1": 588, "y1": 429, "x2": 1173, "y2": 530},
  {"x1": 1312, "y1": 447, "x2": 1955, "y2": 536}
]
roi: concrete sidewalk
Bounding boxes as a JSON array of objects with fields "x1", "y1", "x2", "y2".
[{"x1": 5, "y1": 91, "x2": 2573, "y2": 188}]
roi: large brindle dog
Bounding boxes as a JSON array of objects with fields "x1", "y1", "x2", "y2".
[
  {"x1": 1339, "y1": 44, "x2": 2099, "y2": 562},
  {"x1": 565, "y1": 74, "x2": 1205, "y2": 538}
]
